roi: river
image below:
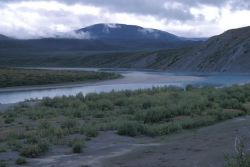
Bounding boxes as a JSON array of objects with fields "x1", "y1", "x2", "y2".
[{"x1": 1, "y1": 68, "x2": 250, "y2": 104}]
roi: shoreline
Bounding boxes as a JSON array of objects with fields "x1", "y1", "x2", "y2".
[{"x1": 0, "y1": 72, "x2": 202, "y2": 93}]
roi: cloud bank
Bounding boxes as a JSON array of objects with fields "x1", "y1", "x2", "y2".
[{"x1": 0, "y1": 0, "x2": 250, "y2": 39}]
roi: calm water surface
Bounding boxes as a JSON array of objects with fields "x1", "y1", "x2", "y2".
[{"x1": 1, "y1": 68, "x2": 250, "y2": 104}]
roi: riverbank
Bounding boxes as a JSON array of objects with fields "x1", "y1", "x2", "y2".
[
  {"x1": 0, "y1": 71, "x2": 201, "y2": 93},
  {"x1": 0, "y1": 71, "x2": 204, "y2": 104},
  {"x1": 0, "y1": 68, "x2": 121, "y2": 88},
  {"x1": 2, "y1": 69, "x2": 250, "y2": 104}
]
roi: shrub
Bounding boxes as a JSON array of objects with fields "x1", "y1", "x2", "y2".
[
  {"x1": 7, "y1": 139, "x2": 22, "y2": 151},
  {"x1": 0, "y1": 161, "x2": 6, "y2": 167},
  {"x1": 180, "y1": 116, "x2": 216, "y2": 129},
  {"x1": 225, "y1": 137, "x2": 250, "y2": 167},
  {"x1": 26, "y1": 135, "x2": 39, "y2": 144},
  {"x1": 117, "y1": 122, "x2": 144, "y2": 137},
  {"x1": 143, "y1": 123, "x2": 181, "y2": 137},
  {"x1": 85, "y1": 128, "x2": 98, "y2": 138},
  {"x1": 143, "y1": 107, "x2": 170, "y2": 123},
  {"x1": 72, "y1": 140, "x2": 85, "y2": 153},
  {"x1": 0, "y1": 147, "x2": 7, "y2": 153},
  {"x1": 216, "y1": 110, "x2": 244, "y2": 121},
  {"x1": 16, "y1": 158, "x2": 27, "y2": 165},
  {"x1": 20, "y1": 140, "x2": 49, "y2": 158},
  {"x1": 220, "y1": 98, "x2": 242, "y2": 109},
  {"x1": 20, "y1": 145, "x2": 42, "y2": 158},
  {"x1": 97, "y1": 99, "x2": 114, "y2": 111},
  {"x1": 80, "y1": 125, "x2": 99, "y2": 138},
  {"x1": 4, "y1": 117, "x2": 15, "y2": 124},
  {"x1": 38, "y1": 120, "x2": 51, "y2": 129},
  {"x1": 61, "y1": 119, "x2": 78, "y2": 132}
]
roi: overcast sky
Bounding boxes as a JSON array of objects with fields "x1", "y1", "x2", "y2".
[{"x1": 1, "y1": 0, "x2": 250, "y2": 39}]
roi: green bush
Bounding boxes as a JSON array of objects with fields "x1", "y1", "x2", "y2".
[
  {"x1": 4, "y1": 117, "x2": 15, "y2": 124},
  {"x1": 0, "y1": 161, "x2": 6, "y2": 167},
  {"x1": 6, "y1": 139, "x2": 22, "y2": 151},
  {"x1": 16, "y1": 158, "x2": 27, "y2": 165},
  {"x1": 72, "y1": 140, "x2": 85, "y2": 153},
  {"x1": 143, "y1": 123, "x2": 181, "y2": 137},
  {"x1": 20, "y1": 145, "x2": 42, "y2": 158},
  {"x1": 20, "y1": 140, "x2": 49, "y2": 158},
  {"x1": 180, "y1": 116, "x2": 217, "y2": 129},
  {"x1": 117, "y1": 122, "x2": 144, "y2": 137},
  {"x1": 0, "y1": 68, "x2": 121, "y2": 88},
  {"x1": 221, "y1": 98, "x2": 242, "y2": 109},
  {"x1": 85, "y1": 128, "x2": 98, "y2": 138},
  {"x1": 61, "y1": 119, "x2": 77, "y2": 129},
  {"x1": 0, "y1": 147, "x2": 7, "y2": 153},
  {"x1": 97, "y1": 99, "x2": 114, "y2": 111},
  {"x1": 225, "y1": 138, "x2": 250, "y2": 167},
  {"x1": 143, "y1": 107, "x2": 170, "y2": 123}
]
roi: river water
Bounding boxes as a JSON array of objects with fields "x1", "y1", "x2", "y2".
[{"x1": 1, "y1": 68, "x2": 250, "y2": 104}]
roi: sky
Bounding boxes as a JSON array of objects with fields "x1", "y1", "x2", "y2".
[{"x1": 0, "y1": 0, "x2": 250, "y2": 39}]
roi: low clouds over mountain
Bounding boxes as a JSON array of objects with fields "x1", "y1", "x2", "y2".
[{"x1": 1, "y1": 0, "x2": 250, "y2": 39}]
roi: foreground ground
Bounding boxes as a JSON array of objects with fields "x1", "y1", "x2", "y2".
[
  {"x1": 1, "y1": 117, "x2": 250, "y2": 167},
  {"x1": 1, "y1": 85, "x2": 250, "y2": 166}
]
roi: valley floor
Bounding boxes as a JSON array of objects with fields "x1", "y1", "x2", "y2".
[
  {"x1": 1, "y1": 72, "x2": 250, "y2": 167},
  {"x1": 3, "y1": 116, "x2": 249, "y2": 167}
]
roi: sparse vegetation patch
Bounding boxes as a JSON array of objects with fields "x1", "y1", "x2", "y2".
[{"x1": 0, "y1": 84, "x2": 250, "y2": 162}]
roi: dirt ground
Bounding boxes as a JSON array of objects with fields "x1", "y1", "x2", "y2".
[
  {"x1": 103, "y1": 117, "x2": 250, "y2": 167},
  {"x1": 1, "y1": 116, "x2": 250, "y2": 167}
]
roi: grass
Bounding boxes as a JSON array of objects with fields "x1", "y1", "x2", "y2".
[
  {"x1": 0, "y1": 161, "x2": 6, "y2": 167},
  {"x1": 20, "y1": 139, "x2": 49, "y2": 158},
  {"x1": 15, "y1": 158, "x2": 27, "y2": 165},
  {"x1": 225, "y1": 137, "x2": 250, "y2": 167},
  {"x1": 0, "y1": 68, "x2": 121, "y2": 88},
  {"x1": 0, "y1": 84, "x2": 250, "y2": 160},
  {"x1": 71, "y1": 139, "x2": 85, "y2": 153}
]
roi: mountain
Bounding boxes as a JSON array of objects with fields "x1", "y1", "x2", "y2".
[
  {"x1": 0, "y1": 24, "x2": 201, "y2": 52},
  {"x1": 72, "y1": 23, "x2": 200, "y2": 50},
  {"x1": 0, "y1": 34, "x2": 11, "y2": 40},
  {"x1": 1, "y1": 25, "x2": 250, "y2": 73},
  {"x1": 76, "y1": 23, "x2": 180, "y2": 41},
  {"x1": 166, "y1": 26, "x2": 250, "y2": 72}
]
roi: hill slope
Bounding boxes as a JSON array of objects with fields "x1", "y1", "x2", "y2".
[
  {"x1": 1, "y1": 25, "x2": 250, "y2": 73},
  {"x1": 77, "y1": 23, "x2": 180, "y2": 41},
  {"x1": 167, "y1": 26, "x2": 250, "y2": 72},
  {"x1": 0, "y1": 34, "x2": 11, "y2": 40},
  {"x1": 0, "y1": 24, "x2": 200, "y2": 52}
]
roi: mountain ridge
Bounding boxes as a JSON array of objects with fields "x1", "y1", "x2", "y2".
[
  {"x1": 0, "y1": 23, "x2": 201, "y2": 51},
  {"x1": 76, "y1": 23, "x2": 181, "y2": 41},
  {"x1": 167, "y1": 26, "x2": 250, "y2": 72},
  {"x1": 0, "y1": 34, "x2": 11, "y2": 40},
  {"x1": 1, "y1": 24, "x2": 250, "y2": 73}
]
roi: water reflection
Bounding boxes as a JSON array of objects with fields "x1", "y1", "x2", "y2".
[{"x1": 1, "y1": 70, "x2": 250, "y2": 104}]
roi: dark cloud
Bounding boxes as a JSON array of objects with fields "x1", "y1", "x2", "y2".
[
  {"x1": 3, "y1": 0, "x2": 250, "y2": 21},
  {"x1": 60, "y1": 0, "x2": 250, "y2": 18},
  {"x1": 0, "y1": 0, "x2": 250, "y2": 38}
]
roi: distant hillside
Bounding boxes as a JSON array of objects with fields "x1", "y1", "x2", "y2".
[
  {"x1": 166, "y1": 26, "x2": 250, "y2": 72},
  {"x1": 0, "y1": 34, "x2": 11, "y2": 40},
  {"x1": 2, "y1": 25, "x2": 250, "y2": 73},
  {"x1": 0, "y1": 47, "x2": 193, "y2": 69},
  {"x1": 0, "y1": 24, "x2": 201, "y2": 52},
  {"x1": 77, "y1": 23, "x2": 180, "y2": 41}
]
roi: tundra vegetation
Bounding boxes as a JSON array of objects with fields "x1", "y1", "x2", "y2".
[
  {"x1": 0, "y1": 68, "x2": 121, "y2": 88},
  {"x1": 1, "y1": 84, "x2": 250, "y2": 165},
  {"x1": 225, "y1": 137, "x2": 250, "y2": 167}
]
